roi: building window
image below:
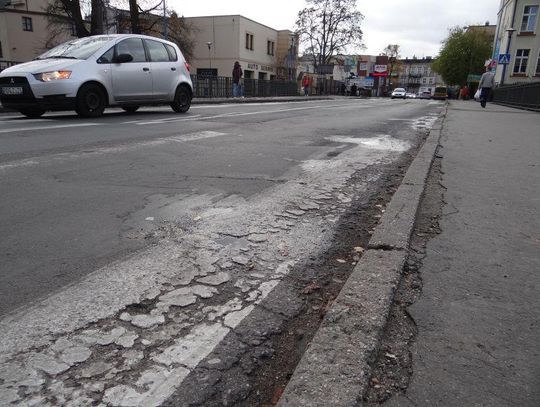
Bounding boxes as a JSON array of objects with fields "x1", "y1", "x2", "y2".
[
  {"x1": 245, "y1": 33, "x2": 254, "y2": 51},
  {"x1": 0, "y1": 41, "x2": 3, "y2": 58},
  {"x1": 536, "y1": 51, "x2": 540, "y2": 75},
  {"x1": 22, "y1": 16, "x2": 33, "y2": 32},
  {"x1": 514, "y1": 49, "x2": 529, "y2": 73},
  {"x1": 267, "y1": 40, "x2": 275, "y2": 55},
  {"x1": 521, "y1": 5, "x2": 538, "y2": 32}
]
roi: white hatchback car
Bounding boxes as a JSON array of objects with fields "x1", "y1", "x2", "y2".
[{"x1": 0, "y1": 34, "x2": 193, "y2": 118}]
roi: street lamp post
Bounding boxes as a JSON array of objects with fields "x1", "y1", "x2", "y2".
[
  {"x1": 500, "y1": 27, "x2": 515, "y2": 86},
  {"x1": 206, "y1": 42, "x2": 212, "y2": 69}
]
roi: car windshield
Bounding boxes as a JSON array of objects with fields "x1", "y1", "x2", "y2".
[
  {"x1": 394, "y1": 88, "x2": 406, "y2": 92},
  {"x1": 36, "y1": 36, "x2": 114, "y2": 60}
]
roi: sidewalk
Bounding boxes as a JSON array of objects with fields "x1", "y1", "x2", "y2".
[
  {"x1": 387, "y1": 101, "x2": 540, "y2": 406},
  {"x1": 279, "y1": 100, "x2": 540, "y2": 406}
]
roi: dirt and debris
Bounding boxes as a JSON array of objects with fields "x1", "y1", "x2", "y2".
[
  {"x1": 230, "y1": 147, "x2": 426, "y2": 407},
  {"x1": 363, "y1": 155, "x2": 444, "y2": 405}
]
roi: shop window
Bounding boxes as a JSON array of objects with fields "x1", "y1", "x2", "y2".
[
  {"x1": 22, "y1": 16, "x2": 33, "y2": 32},
  {"x1": 520, "y1": 5, "x2": 538, "y2": 32},
  {"x1": 513, "y1": 49, "x2": 529, "y2": 73}
]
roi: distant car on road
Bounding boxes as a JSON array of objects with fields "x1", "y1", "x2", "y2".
[
  {"x1": 432, "y1": 86, "x2": 448, "y2": 100},
  {"x1": 418, "y1": 91, "x2": 432, "y2": 99},
  {"x1": 391, "y1": 88, "x2": 407, "y2": 99},
  {"x1": 0, "y1": 34, "x2": 193, "y2": 118},
  {"x1": 406, "y1": 92, "x2": 417, "y2": 99}
]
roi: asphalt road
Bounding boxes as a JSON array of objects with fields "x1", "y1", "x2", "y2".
[
  {"x1": 0, "y1": 97, "x2": 448, "y2": 406},
  {"x1": 0, "y1": 98, "x2": 442, "y2": 316}
]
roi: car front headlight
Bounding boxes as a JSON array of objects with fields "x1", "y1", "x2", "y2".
[{"x1": 33, "y1": 71, "x2": 72, "y2": 82}]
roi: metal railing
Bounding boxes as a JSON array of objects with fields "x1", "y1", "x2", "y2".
[
  {"x1": 190, "y1": 75, "x2": 346, "y2": 98},
  {"x1": 191, "y1": 75, "x2": 299, "y2": 98},
  {"x1": 493, "y1": 82, "x2": 540, "y2": 111},
  {"x1": 0, "y1": 60, "x2": 21, "y2": 72}
]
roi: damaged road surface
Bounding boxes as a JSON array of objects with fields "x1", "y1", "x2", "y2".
[{"x1": 0, "y1": 99, "x2": 444, "y2": 406}]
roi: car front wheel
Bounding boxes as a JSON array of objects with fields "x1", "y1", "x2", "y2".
[
  {"x1": 170, "y1": 85, "x2": 191, "y2": 113},
  {"x1": 76, "y1": 84, "x2": 106, "y2": 118}
]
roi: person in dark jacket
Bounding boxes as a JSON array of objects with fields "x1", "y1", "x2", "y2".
[
  {"x1": 232, "y1": 61, "x2": 243, "y2": 98},
  {"x1": 478, "y1": 68, "x2": 495, "y2": 108}
]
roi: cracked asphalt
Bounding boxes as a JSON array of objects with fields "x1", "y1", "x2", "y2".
[{"x1": 0, "y1": 98, "x2": 445, "y2": 406}]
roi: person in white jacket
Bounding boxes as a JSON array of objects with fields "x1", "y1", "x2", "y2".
[{"x1": 478, "y1": 68, "x2": 495, "y2": 108}]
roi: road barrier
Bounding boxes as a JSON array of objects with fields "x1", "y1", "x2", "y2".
[{"x1": 493, "y1": 82, "x2": 540, "y2": 112}]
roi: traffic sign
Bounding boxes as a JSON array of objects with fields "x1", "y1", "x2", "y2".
[{"x1": 498, "y1": 54, "x2": 511, "y2": 64}]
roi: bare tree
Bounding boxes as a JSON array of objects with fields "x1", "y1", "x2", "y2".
[
  {"x1": 295, "y1": 0, "x2": 364, "y2": 69},
  {"x1": 381, "y1": 44, "x2": 401, "y2": 86}
]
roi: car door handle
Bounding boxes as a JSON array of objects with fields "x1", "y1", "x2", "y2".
[
  {"x1": 171, "y1": 67, "x2": 176, "y2": 71},
  {"x1": 143, "y1": 67, "x2": 150, "y2": 72}
]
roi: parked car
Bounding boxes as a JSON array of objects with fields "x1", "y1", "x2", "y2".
[
  {"x1": 391, "y1": 88, "x2": 407, "y2": 99},
  {"x1": 418, "y1": 91, "x2": 432, "y2": 99},
  {"x1": 0, "y1": 34, "x2": 193, "y2": 118},
  {"x1": 405, "y1": 92, "x2": 417, "y2": 99}
]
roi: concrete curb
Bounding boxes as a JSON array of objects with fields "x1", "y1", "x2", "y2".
[{"x1": 277, "y1": 108, "x2": 447, "y2": 406}]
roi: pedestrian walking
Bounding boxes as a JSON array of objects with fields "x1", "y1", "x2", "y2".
[
  {"x1": 302, "y1": 75, "x2": 310, "y2": 96},
  {"x1": 232, "y1": 61, "x2": 243, "y2": 98},
  {"x1": 460, "y1": 85, "x2": 469, "y2": 100},
  {"x1": 478, "y1": 68, "x2": 495, "y2": 108}
]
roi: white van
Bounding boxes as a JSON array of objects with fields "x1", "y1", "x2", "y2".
[{"x1": 0, "y1": 34, "x2": 193, "y2": 118}]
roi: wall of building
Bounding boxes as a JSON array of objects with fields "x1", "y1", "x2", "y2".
[
  {"x1": 238, "y1": 17, "x2": 277, "y2": 80},
  {"x1": 1, "y1": 0, "x2": 75, "y2": 62},
  {"x1": 186, "y1": 15, "x2": 283, "y2": 80},
  {"x1": 495, "y1": 0, "x2": 540, "y2": 84}
]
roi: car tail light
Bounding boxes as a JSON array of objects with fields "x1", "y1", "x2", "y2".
[{"x1": 184, "y1": 62, "x2": 190, "y2": 72}]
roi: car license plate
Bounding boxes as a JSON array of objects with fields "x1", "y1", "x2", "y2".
[{"x1": 2, "y1": 86, "x2": 23, "y2": 95}]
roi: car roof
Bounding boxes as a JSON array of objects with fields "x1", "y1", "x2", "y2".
[{"x1": 88, "y1": 34, "x2": 178, "y2": 48}]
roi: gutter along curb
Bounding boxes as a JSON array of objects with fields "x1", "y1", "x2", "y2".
[{"x1": 278, "y1": 109, "x2": 446, "y2": 406}]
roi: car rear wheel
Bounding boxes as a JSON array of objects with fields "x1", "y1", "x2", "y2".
[
  {"x1": 170, "y1": 85, "x2": 191, "y2": 113},
  {"x1": 121, "y1": 106, "x2": 140, "y2": 114},
  {"x1": 19, "y1": 107, "x2": 46, "y2": 118},
  {"x1": 76, "y1": 84, "x2": 106, "y2": 118}
]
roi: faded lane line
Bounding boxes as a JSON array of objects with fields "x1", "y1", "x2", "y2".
[
  {"x1": 0, "y1": 122, "x2": 101, "y2": 134},
  {"x1": 0, "y1": 130, "x2": 230, "y2": 171},
  {"x1": 135, "y1": 103, "x2": 348, "y2": 125}
]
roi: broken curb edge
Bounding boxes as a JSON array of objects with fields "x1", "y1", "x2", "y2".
[{"x1": 277, "y1": 106, "x2": 448, "y2": 407}]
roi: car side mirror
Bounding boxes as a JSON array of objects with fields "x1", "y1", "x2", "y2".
[{"x1": 114, "y1": 54, "x2": 133, "y2": 64}]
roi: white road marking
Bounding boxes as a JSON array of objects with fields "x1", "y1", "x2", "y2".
[
  {"x1": 0, "y1": 122, "x2": 100, "y2": 134},
  {"x1": 0, "y1": 130, "x2": 230, "y2": 171},
  {"x1": 135, "y1": 104, "x2": 346, "y2": 125}
]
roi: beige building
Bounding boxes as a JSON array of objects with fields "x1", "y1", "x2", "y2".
[
  {"x1": 494, "y1": 0, "x2": 540, "y2": 84},
  {"x1": 0, "y1": 0, "x2": 75, "y2": 63},
  {"x1": 185, "y1": 15, "x2": 297, "y2": 80}
]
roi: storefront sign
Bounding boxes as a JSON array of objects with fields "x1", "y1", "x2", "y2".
[{"x1": 372, "y1": 64, "x2": 388, "y2": 77}]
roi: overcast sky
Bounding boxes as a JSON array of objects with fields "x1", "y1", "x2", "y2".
[{"x1": 171, "y1": 0, "x2": 500, "y2": 58}]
